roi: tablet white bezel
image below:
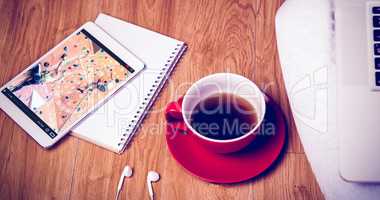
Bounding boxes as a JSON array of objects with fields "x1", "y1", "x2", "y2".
[{"x1": 0, "y1": 22, "x2": 144, "y2": 148}]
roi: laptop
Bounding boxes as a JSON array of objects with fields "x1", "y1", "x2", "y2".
[{"x1": 335, "y1": 0, "x2": 380, "y2": 182}]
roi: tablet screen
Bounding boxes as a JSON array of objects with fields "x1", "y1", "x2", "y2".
[{"x1": 2, "y1": 29, "x2": 135, "y2": 138}]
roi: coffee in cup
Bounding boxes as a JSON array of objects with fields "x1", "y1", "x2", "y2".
[{"x1": 189, "y1": 92, "x2": 258, "y2": 140}]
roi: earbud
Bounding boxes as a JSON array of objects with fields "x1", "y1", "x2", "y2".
[
  {"x1": 122, "y1": 165, "x2": 133, "y2": 178},
  {"x1": 115, "y1": 165, "x2": 133, "y2": 200},
  {"x1": 147, "y1": 171, "x2": 160, "y2": 200}
]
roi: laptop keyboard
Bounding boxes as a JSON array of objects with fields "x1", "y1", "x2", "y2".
[
  {"x1": 369, "y1": 3, "x2": 380, "y2": 89},
  {"x1": 368, "y1": 2, "x2": 380, "y2": 90}
]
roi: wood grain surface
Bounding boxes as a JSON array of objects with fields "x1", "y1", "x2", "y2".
[{"x1": 0, "y1": 0, "x2": 324, "y2": 199}]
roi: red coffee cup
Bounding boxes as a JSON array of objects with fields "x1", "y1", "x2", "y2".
[{"x1": 165, "y1": 73, "x2": 266, "y2": 154}]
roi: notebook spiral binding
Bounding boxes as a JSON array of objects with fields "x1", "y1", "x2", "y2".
[{"x1": 117, "y1": 43, "x2": 186, "y2": 148}]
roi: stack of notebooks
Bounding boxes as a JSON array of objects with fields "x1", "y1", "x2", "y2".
[{"x1": 72, "y1": 13, "x2": 186, "y2": 153}]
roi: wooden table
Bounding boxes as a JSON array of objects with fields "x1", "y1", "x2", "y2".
[{"x1": 0, "y1": 0, "x2": 324, "y2": 199}]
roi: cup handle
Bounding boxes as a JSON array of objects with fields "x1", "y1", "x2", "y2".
[
  {"x1": 165, "y1": 97, "x2": 189, "y2": 134},
  {"x1": 165, "y1": 96, "x2": 184, "y2": 122}
]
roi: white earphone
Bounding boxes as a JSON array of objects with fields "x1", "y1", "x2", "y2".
[
  {"x1": 115, "y1": 166, "x2": 160, "y2": 200},
  {"x1": 115, "y1": 165, "x2": 133, "y2": 200},
  {"x1": 147, "y1": 171, "x2": 160, "y2": 200}
]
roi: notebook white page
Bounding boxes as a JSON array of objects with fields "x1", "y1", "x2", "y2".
[{"x1": 72, "y1": 14, "x2": 186, "y2": 153}]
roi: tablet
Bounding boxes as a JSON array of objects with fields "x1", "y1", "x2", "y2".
[{"x1": 0, "y1": 22, "x2": 144, "y2": 148}]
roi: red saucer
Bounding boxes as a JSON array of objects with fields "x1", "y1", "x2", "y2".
[{"x1": 165, "y1": 100, "x2": 287, "y2": 183}]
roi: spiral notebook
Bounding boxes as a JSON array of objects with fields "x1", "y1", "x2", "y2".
[{"x1": 71, "y1": 14, "x2": 186, "y2": 153}]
